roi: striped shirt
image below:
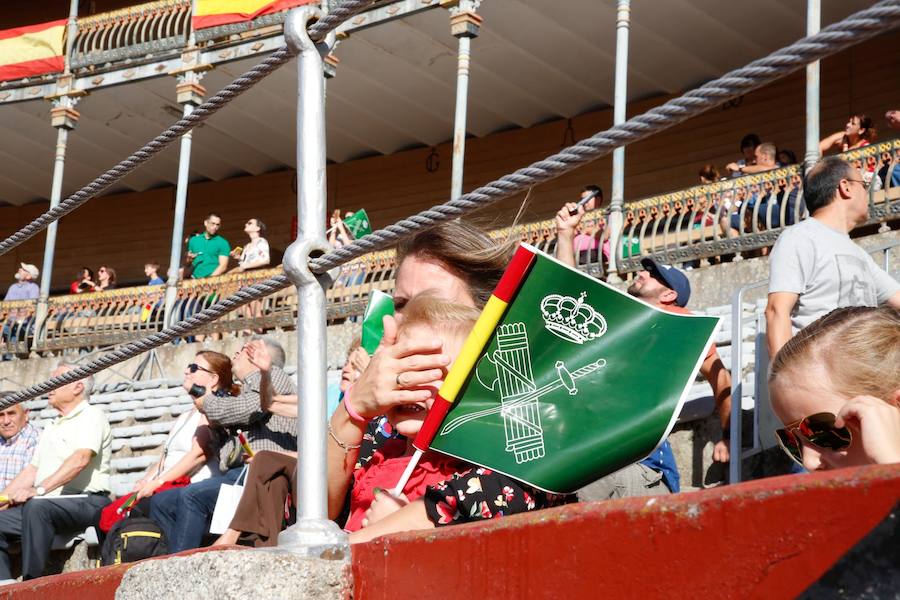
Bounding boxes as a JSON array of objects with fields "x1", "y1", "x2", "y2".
[
  {"x1": 202, "y1": 366, "x2": 297, "y2": 471},
  {"x1": 0, "y1": 422, "x2": 40, "y2": 489}
]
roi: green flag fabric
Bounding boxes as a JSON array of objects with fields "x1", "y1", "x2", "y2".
[
  {"x1": 428, "y1": 246, "x2": 719, "y2": 494},
  {"x1": 342, "y1": 209, "x2": 372, "y2": 239},
  {"x1": 361, "y1": 290, "x2": 394, "y2": 355}
]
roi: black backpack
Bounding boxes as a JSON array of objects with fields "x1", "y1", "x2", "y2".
[{"x1": 100, "y1": 517, "x2": 168, "y2": 566}]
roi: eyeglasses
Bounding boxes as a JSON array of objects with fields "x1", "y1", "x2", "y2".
[
  {"x1": 186, "y1": 363, "x2": 213, "y2": 374},
  {"x1": 844, "y1": 178, "x2": 870, "y2": 190},
  {"x1": 774, "y1": 412, "x2": 852, "y2": 466}
]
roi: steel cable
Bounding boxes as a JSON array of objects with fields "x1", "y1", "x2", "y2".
[{"x1": 3, "y1": 0, "x2": 898, "y2": 405}]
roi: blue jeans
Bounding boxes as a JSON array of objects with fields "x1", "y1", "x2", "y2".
[{"x1": 150, "y1": 467, "x2": 242, "y2": 553}]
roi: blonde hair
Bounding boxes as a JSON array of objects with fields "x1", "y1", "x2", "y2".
[
  {"x1": 397, "y1": 294, "x2": 481, "y2": 341},
  {"x1": 769, "y1": 306, "x2": 900, "y2": 405}
]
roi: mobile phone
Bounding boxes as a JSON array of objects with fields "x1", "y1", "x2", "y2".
[
  {"x1": 568, "y1": 190, "x2": 600, "y2": 215},
  {"x1": 188, "y1": 384, "x2": 207, "y2": 398}
]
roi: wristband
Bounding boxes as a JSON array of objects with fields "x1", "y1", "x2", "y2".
[
  {"x1": 342, "y1": 387, "x2": 367, "y2": 425},
  {"x1": 721, "y1": 427, "x2": 731, "y2": 441}
]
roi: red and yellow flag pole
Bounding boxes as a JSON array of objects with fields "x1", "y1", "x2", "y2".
[{"x1": 391, "y1": 245, "x2": 537, "y2": 495}]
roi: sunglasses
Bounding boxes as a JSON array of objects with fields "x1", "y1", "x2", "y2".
[
  {"x1": 774, "y1": 412, "x2": 852, "y2": 466},
  {"x1": 186, "y1": 363, "x2": 213, "y2": 374}
]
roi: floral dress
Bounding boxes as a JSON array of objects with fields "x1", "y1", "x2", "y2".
[{"x1": 356, "y1": 417, "x2": 575, "y2": 528}]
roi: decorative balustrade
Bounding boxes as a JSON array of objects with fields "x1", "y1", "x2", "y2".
[
  {"x1": 1, "y1": 142, "x2": 897, "y2": 357},
  {"x1": 615, "y1": 140, "x2": 900, "y2": 271},
  {"x1": 70, "y1": 0, "x2": 192, "y2": 70}
]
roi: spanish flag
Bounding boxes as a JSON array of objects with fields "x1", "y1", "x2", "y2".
[
  {"x1": 0, "y1": 20, "x2": 66, "y2": 82},
  {"x1": 193, "y1": 0, "x2": 317, "y2": 30}
]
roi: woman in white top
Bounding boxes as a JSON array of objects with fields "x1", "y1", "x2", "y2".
[
  {"x1": 131, "y1": 352, "x2": 234, "y2": 499},
  {"x1": 230, "y1": 218, "x2": 271, "y2": 335},
  {"x1": 229, "y1": 218, "x2": 271, "y2": 273}
]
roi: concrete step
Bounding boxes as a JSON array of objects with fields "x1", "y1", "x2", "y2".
[
  {"x1": 112, "y1": 425, "x2": 150, "y2": 439},
  {"x1": 134, "y1": 407, "x2": 169, "y2": 421},
  {"x1": 127, "y1": 434, "x2": 168, "y2": 450},
  {"x1": 107, "y1": 411, "x2": 134, "y2": 424},
  {"x1": 111, "y1": 455, "x2": 159, "y2": 472}
]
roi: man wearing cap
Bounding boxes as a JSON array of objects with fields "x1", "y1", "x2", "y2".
[{"x1": 4, "y1": 264, "x2": 39, "y2": 302}]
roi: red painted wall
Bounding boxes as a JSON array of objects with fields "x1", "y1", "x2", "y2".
[
  {"x1": 352, "y1": 464, "x2": 900, "y2": 599},
  {"x1": 1, "y1": 465, "x2": 896, "y2": 598}
]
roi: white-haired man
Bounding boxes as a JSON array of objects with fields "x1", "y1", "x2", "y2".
[{"x1": 0, "y1": 364, "x2": 111, "y2": 581}]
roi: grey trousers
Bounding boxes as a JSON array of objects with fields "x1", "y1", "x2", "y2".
[
  {"x1": 578, "y1": 463, "x2": 671, "y2": 503},
  {"x1": 0, "y1": 494, "x2": 110, "y2": 580}
]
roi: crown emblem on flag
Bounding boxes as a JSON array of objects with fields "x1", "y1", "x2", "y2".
[{"x1": 540, "y1": 291, "x2": 607, "y2": 344}]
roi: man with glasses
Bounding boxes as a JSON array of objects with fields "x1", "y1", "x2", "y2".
[
  {"x1": 186, "y1": 213, "x2": 231, "y2": 279},
  {"x1": 766, "y1": 156, "x2": 900, "y2": 358}
]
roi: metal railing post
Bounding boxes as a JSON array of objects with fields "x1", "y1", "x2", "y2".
[
  {"x1": 164, "y1": 1, "x2": 206, "y2": 327},
  {"x1": 35, "y1": 0, "x2": 82, "y2": 342},
  {"x1": 278, "y1": 6, "x2": 348, "y2": 558},
  {"x1": 446, "y1": 0, "x2": 481, "y2": 201},
  {"x1": 804, "y1": 0, "x2": 821, "y2": 170},
  {"x1": 606, "y1": 0, "x2": 630, "y2": 282}
]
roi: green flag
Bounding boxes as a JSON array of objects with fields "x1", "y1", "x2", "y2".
[
  {"x1": 423, "y1": 245, "x2": 719, "y2": 494},
  {"x1": 360, "y1": 290, "x2": 394, "y2": 355},
  {"x1": 342, "y1": 209, "x2": 372, "y2": 239}
]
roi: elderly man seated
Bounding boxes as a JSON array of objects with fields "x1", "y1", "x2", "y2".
[
  {"x1": 0, "y1": 364, "x2": 111, "y2": 581},
  {"x1": 0, "y1": 396, "x2": 40, "y2": 491}
]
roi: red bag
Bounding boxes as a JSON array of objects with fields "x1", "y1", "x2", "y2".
[{"x1": 99, "y1": 476, "x2": 191, "y2": 532}]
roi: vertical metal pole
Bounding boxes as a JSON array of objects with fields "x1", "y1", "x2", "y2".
[
  {"x1": 164, "y1": 0, "x2": 202, "y2": 326},
  {"x1": 605, "y1": 0, "x2": 630, "y2": 282},
  {"x1": 35, "y1": 0, "x2": 80, "y2": 336},
  {"x1": 163, "y1": 102, "x2": 195, "y2": 326},
  {"x1": 446, "y1": 1, "x2": 481, "y2": 201},
  {"x1": 450, "y1": 34, "x2": 471, "y2": 201},
  {"x1": 804, "y1": 0, "x2": 821, "y2": 170},
  {"x1": 279, "y1": 6, "x2": 348, "y2": 558}
]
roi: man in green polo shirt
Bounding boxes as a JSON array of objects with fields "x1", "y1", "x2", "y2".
[
  {"x1": 187, "y1": 213, "x2": 231, "y2": 279},
  {"x1": 0, "y1": 363, "x2": 111, "y2": 581}
]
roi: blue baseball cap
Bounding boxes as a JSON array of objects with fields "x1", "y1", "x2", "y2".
[{"x1": 640, "y1": 258, "x2": 691, "y2": 307}]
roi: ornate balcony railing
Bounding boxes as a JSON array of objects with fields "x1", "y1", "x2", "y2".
[
  {"x1": 1, "y1": 142, "x2": 897, "y2": 358},
  {"x1": 614, "y1": 139, "x2": 900, "y2": 271},
  {"x1": 70, "y1": 0, "x2": 193, "y2": 70}
]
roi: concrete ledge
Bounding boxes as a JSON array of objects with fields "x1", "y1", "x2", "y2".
[{"x1": 115, "y1": 547, "x2": 351, "y2": 600}]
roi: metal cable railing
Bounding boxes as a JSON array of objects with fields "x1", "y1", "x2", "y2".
[{"x1": 2, "y1": 0, "x2": 899, "y2": 407}]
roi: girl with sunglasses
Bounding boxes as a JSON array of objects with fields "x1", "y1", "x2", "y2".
[
  {"x1": 769, "y1": 306, "x2": 900, "y2": 471},
  {"x1": 99, "y1": 351, "x2": 237, "y2": 531}
]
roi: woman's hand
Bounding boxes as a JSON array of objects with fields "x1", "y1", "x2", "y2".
[
  {"x1": 135, "y1": 479, "x2": 161, "y2": 500},
  {"x1": 835, "y1": 396, "x2": 900, "y2": 465},
  {"x1": 361, "y1": 489, "x2": 409, "y2": 528},
  {"x1": 347, "y1": 315, "x2": 449, "y2": 421}
]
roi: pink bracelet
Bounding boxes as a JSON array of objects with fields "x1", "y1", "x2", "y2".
[{"x1": 342, "y1": 387, "x2": 368, "y2": 424}]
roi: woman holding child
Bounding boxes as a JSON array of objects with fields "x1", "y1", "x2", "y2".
[{"x1": 216, "y1": 220, "x2": 569, "y2": 546}]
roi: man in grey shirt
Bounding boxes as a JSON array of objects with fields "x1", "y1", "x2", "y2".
[{"x1": 766, "y1": 156, "x2": 900, "y2": 357}]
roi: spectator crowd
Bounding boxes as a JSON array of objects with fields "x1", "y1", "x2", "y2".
[{"x1": 0, "y1": 111, "x2": 898, "y2": 582}]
